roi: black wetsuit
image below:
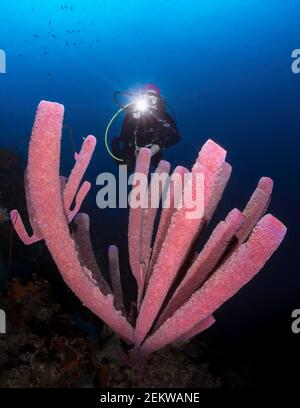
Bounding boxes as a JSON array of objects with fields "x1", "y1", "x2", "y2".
[{"x1": 112, "y1": 98, "x2": 180, "y2": 168}]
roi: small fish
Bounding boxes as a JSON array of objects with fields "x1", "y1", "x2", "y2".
[{"x1": 34, "y1": 34, "x2": 39, "y2": 38}]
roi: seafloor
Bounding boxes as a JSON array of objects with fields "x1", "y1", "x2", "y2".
[{"x1": 0, "y1": 274, "x2": 257, "y2": 388}]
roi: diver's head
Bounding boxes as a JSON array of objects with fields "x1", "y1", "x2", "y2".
[
  {"x1": 133, "y1": 84, "x2": 161, "y2": 116},
  {"x1": 142, "y1": 83, "x2": 161, "y2": 96},
  {"x1": 140, "y1": 83, "x2": 161, "y2": 110}
]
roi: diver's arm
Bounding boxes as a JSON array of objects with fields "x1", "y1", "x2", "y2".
[{"x1": 161, "y1": 112, "x2": 180, "y2": 149}]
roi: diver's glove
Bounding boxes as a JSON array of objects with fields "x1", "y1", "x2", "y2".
[
  {"x1": 157, "y1": 118, "x2": 171, "y2": 128},
  {"x1": 135, "y1": 144, "x2": 160, "y2": 157},
  {"x1": 150, "y1": 144, "x2": 160, "y2": 156}
]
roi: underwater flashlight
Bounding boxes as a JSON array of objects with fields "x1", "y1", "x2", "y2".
[{"x1": 135, "y1": 96, "x2": 149, "y2": 113}]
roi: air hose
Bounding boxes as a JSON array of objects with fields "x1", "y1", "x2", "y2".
[{"x1": 104, "y1": 102, "x2": 134, "y2": 162}]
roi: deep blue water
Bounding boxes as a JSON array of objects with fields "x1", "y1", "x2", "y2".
[{"x1": 0, "y1": 1, "x2": 299, "y2": 383}]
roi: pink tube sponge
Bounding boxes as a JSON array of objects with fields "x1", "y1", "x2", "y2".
[
  {"x1": 11, "y1": 101, "x2": 133, "y2": 344},
  {"x1": 133, "y1": 214, "x2": 286, "y2": 359}
]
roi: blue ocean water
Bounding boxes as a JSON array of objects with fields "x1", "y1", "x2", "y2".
[{"x1": 0, "y1": 1, "x2": 299, "y2": 382}]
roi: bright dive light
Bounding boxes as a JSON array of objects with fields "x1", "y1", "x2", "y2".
[{"x1": 135, "y1": 96, "x2": 149, "y2": 113}]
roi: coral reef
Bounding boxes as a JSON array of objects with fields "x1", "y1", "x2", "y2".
[
  {"x1": 0, "y1": 277, "x2": 97, "y2": 387},
  {"x1": 0, "y1": 276, "x2": 225, "y2": 388},
  {"x1": 11, "y1": 100, "x2": 287, "y2": 364}
]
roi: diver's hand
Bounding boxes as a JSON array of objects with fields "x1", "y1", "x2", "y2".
[
  {"x1": 150, "y1": 144, "x2": 160, "y2": 157},
  {"x1": 135, "y1": 144, "x2": 160, "y2": 157},
  {"x1": 157, "y1": 119, "x2": 170, "y2": 127}
]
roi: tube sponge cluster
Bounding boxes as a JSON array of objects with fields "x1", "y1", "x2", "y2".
[{"x1": 11, "y1": 101, "x2": 287, "y2": 363}]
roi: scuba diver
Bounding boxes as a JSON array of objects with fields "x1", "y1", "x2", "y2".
[{"x1": 110, "y1": 84, "x2": 180, "y2": 168}]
